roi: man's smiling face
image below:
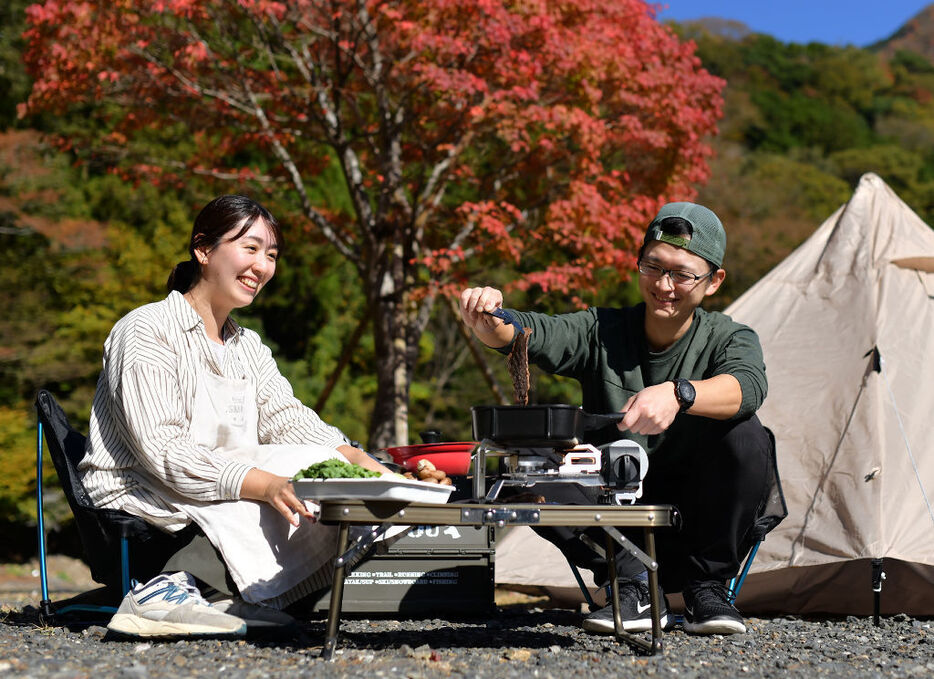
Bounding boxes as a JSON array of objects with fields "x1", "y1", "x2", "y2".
[{"x1": 638, "y1": 241, "x2": 723, "y2": 325}]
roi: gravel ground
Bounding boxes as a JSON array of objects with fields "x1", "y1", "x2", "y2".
[{"x1": 1, "y1": 559, "x2": 932, "y2": 678}]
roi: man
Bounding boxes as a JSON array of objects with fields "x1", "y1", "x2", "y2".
[{"x1": 459, "y1": 202, "x2": 772, "y2": 635}]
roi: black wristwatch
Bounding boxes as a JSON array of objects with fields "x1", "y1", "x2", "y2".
[{"x1": 672, "y1": 378, "x2": 695, "y2": 413}]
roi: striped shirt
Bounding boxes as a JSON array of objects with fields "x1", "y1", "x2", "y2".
[{"x1": 79, "y1": 291, "x2": 348, "y2": 532}]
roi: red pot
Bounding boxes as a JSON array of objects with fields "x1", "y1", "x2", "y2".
[{"x1": 383, "y1": 441, "x2": 477, "y2": 476}]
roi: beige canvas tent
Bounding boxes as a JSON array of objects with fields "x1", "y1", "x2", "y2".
[
  {"x1": 723, "y1": 172, "x2": 934, "y2": 614},
  {"x1": 495, "y1": 173, "x2": 934, "y2": 614}
]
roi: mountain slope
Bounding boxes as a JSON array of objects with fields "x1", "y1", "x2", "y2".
[{"x1": 872, "y1": 3, "x2": 934, "y2": 62}]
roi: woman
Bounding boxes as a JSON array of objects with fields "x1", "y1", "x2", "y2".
[{"x1": 80, "y1": 195, "x2": 390, "y2": 637}]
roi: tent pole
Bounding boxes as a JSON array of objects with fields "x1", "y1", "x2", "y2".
[
  {"x1": 790, "y1": 349, "x2": 879, "y2": 562},
  {"x1": 871, "y1": 558, "x2": 885, "y2": 626},
  {"x1": 878, "y1": 355, "x2": 934, "y2": 529}
]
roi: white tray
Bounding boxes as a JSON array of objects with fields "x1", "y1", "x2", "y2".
[{"x1": 292, "y1": 477, "x2": 455, "y2": 503}]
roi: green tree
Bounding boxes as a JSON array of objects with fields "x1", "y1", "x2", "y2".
[{"x1": 0, "y1": 0, "x2": 31, "y2": 128}]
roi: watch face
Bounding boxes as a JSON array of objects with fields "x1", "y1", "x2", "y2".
[{"x1": 676, "y1": 379, "x2": 695, "y2": 409}]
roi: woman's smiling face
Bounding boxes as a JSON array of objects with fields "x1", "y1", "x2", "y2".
[{"x1": 195, "y1": 217, "x2": 279, "y2": 311}]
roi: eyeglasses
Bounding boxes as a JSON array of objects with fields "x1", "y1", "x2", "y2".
[{"x1": 637, "y1": 260, "x2": 714, "y2": 286}]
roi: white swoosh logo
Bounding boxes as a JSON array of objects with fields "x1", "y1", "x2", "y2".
[{"x1": 636, "y1": 602, "x2": 651, "y2": 614}]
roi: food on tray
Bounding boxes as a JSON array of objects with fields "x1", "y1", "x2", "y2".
[
  {"x1": 402, "y1": 458, "x2": 454, "y2": 485},
  {"x1": 416, "y1": 459, "x2": 435, "y2": 473},
  {"x1": 292, "y1": 458, "x2": 381, "y2": 480},
  {"x1": 292, "y1": 476, "x2": 455, "y2": 502}
]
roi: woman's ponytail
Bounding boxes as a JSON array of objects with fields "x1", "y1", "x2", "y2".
[{"x1": 166, "y1": 258, "x2": 199, "y2": 293}]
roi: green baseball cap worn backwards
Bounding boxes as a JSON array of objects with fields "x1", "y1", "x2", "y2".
[{"x1": 643, "y1": 202, "x2": 726, "y2": 269}]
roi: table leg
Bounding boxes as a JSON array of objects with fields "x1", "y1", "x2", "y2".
[
  {"x1": 322, "y1": 521, "x2": 351, "y2": 661},
  {"x1": 644, "y1": 527, "x2": 663, "y2": 654},
  {"x1": 604, "y1": 531, "x2": 663, "y2": 655},
  {"x1": 608, "y1": 541, "x2": 623, "y2": 634}
]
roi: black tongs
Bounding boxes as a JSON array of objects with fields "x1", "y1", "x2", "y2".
[{"x1": 484, "y1": 308, "x2": 525, "y2": 335}]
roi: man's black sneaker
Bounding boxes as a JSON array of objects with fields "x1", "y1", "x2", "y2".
[
  {"x1": 683, "y1": 581, "x2": 746, "y2": 635},
  {"x1": 582, "y1": 578, "x2": 668, "y2": 634}
]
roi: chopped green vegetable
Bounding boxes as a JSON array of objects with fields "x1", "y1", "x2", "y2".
[{"x1": 293, "y1": 458, "x2": 381, "y2": 480}]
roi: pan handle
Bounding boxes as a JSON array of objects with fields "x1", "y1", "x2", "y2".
[{"x1": 581, "y1": 412, "x2": 625, "y2": 430}]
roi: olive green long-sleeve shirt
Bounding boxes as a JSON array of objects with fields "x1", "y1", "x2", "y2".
[{"x1": 498, "y1": 303, "x2": 767, "y2": 457}]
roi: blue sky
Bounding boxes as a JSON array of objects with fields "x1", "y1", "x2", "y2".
[{"x1": 654, "y1": 1, "x2": 931, "y2": 47}]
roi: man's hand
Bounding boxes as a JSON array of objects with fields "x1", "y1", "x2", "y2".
[
  {"x1": 459, "y1": 287, "x2": 514, "y2": 347},
  {"x1": 459, "y1": 286, "x2": 504, "y2": 329},
  {"x1": 618, "y1": 382, "x2": 682, "y2": 435}
]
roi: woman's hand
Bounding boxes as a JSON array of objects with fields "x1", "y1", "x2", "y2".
[{"x1": 240, "y1": 468, "x2": 317, "y2": 527}]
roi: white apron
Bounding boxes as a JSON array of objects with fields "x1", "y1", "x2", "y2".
[{"x1": 178, "y1": 369, "x2": 342, "y2": 605}]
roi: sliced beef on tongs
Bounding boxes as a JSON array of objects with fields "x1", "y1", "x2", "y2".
[
  {"x1": 485, "y1": 308, "x2": 533, "y2": 405},
  {"x1": 506, "y1": 325, "x2": 533, "y2": 405}
]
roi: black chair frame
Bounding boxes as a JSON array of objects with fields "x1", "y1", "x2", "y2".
[
  {"x1": 727, "y1": 426, "x2": 788, "y2": 601},
  {"x1": 34, "y1": 390, "x2": 189, "y2": 621}
]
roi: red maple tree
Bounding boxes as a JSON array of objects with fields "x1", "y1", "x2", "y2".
[{"x1": 22, "y1": 0, "x2": 723, "y2": 447}]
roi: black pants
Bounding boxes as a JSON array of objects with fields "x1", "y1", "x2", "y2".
[{"x1": 531, "y1": 414, "x2": 772, "y2": 593}]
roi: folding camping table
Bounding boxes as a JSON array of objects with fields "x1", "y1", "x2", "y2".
[{"x1": 311, "y1": 499, "x2": 678, "y2": 660}]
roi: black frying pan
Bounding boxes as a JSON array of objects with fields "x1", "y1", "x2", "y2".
[{"x1": 471, "y1": 404, "x2": 624, "y2": 448}]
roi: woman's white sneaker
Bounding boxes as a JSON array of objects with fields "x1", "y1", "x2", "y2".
[{"x1": 107, "y1": 571, "x2": 246, "y2": 638}]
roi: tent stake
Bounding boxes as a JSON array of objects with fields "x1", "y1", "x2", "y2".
[{"x1": 871, "y1": 558, "x2": 885, "y2": 626}]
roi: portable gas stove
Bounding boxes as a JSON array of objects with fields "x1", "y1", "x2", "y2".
[
  {"x1": 469, "y1": 403, "x2": 649, "y2": 505},
  {"x1": 471, "y1": 438, "x2": 648, "y2": 505}
]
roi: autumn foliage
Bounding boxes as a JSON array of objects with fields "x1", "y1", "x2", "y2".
[{"x1": 22, "y1": 0, "x2": 723, "y2": 446}]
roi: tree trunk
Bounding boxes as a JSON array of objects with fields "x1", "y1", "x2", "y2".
[
  {"x1": 368, "y1": 280, "x2": 402, "y2": 450},
  {"x1": 365, "y1": 227, "x2": 424, "y2": 450}
]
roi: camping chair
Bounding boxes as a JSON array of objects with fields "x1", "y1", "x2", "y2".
[
  {"x1": 34, "y1": 390, "x2": 193, "y2": 621},
  {"x1": 727, "y1": 427, "x2": 788, "y2": 602}
]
